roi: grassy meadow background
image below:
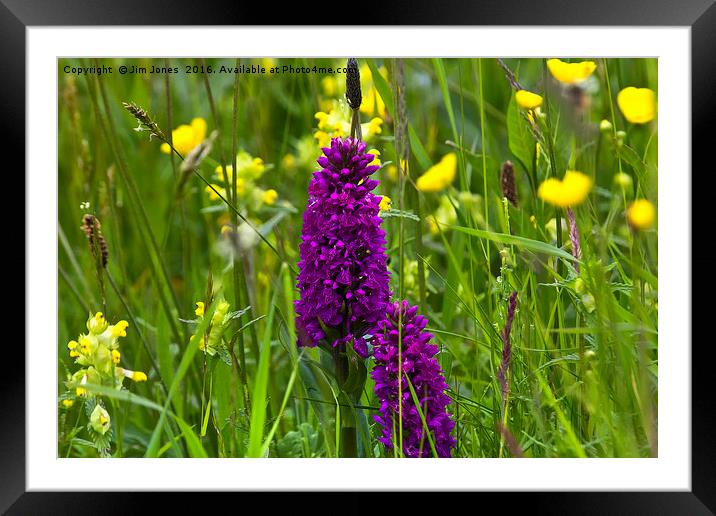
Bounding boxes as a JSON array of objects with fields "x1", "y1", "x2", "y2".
[{"x1": 58, "y1": 57, "x2": 658, "y2": 458}]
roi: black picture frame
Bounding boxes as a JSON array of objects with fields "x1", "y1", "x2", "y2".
[{"x1": 5, "y1": 0, "x2": 712, "y2": 512}]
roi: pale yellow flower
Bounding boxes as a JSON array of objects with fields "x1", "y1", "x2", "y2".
[
  {"x1": 314, "y1": 102, "x2": 383, "y2": 147},
  {"x1": 379, "y1": 195, "x2": 392, "y2": 211},
  {"x1": 263, "y1": 189, "x2": 278, "y2": 205}
]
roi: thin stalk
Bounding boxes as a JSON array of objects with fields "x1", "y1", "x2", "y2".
[
  {"x1": 478, "y1": 59, "x2": 493, "y2": 313},
  {"x1": 230, "y1": 59, "x2": 252, "y2": 419},
  {"x1": 333, "y1": 348, "x2": 357, "y2": 457}
]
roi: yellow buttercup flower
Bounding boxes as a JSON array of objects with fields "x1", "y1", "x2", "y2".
[
  {"x1": 626, "y1": 199, "x2": 655, "y2": 230},
  {"x1": 538, "y1": 170, "x2": 593, "y2": 208},
  {"x1": 195, "y1": 301, "x2": 205, "y2": 316},
  {"x1": 379, "y1": 195, "x2": 392, "y2": 211},
  {"x1": 160, "y1": 118, "x2": 207, "y2": 156},
  {"x1": 546, "y1": 59, "x2": 597, "y2": 84},
  {"x1": 416, "y1": 154, "x2": 457, "y2": 193},
  {"x1": 515, "y1": 90, "x2": 543, "y2": 110},
  {"x1": 263, "y1": 189, "x2": 278, "y2": 205},
  {"x1": 617, "y1": 87, "x2": 657, "y2": 124},
  {"x1": 61, "y1": 399, "x2": 74, "y2": 409}
]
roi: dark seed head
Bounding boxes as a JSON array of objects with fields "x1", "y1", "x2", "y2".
[
  {"x1": 81, "y1": 214, "x2": 109, "y2": 268},
  {"x1": 345, "y1": 58, "x2": 362, "y2": 110},
  {"x1": 500, "y1": 161, "x2": 518, "y2": 207}
]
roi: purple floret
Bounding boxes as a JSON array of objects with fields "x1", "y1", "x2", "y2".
[
  {"x1": 295, "y1": 137, "x2": 390, "y2": 358},
  {"x1": 371, "y1": 300, "x2": 456, "y2": 458}
]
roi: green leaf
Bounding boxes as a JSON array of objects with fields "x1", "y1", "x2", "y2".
[
  {"x1": 247, "y1": 288, "x2": 278, "y2": 457},
  {"x1": 145, "y1": 298, "x2": 218, "y2": 457},
  {"x1": 507, "y1": 93, "x2": 535, "y2": 173},
  {"x1": 380, "y1": 208, "x2": 420, "y2": 221},
  {"x1": 447, "y1": 224, "x2": 577, "y2": 262}
]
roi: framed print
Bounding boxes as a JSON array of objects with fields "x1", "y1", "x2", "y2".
[{"x1": 5, "y1": 0, "x2": 714, "y2": 512}]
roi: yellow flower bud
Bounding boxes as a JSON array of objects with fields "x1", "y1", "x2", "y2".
[
  {"x1": 62, "y1": 399, "x2": 74, "y2": 409},
  {"x1": 195, "y1": 301, "x2": 205, "y2": 317},
  {"x1": 88, "y1": 312, "x2": 108, "y2": 334},
  {"x1": 111, "y1": 349, "x2": 121, "y2": 365},
  {"x1": 90, "y1": 404, "x2": 111, "y2": 435},
  {"x1": 613, "y1": 172, "x2": 633, "y2": 192}
]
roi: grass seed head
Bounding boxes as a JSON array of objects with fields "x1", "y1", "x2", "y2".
[
  {"x1": 81, "y1": 214, "x2": 109, "y2": 269},
  {"x1": 122, "y1": 101, "x2": 166, "y2": 142},
  {"x1": 500, "y1": 160, "x2": 518, "y2": 207}
]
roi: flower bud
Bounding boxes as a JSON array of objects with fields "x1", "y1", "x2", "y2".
[
  {"x1": 615, "y1": 130, "x2": 626, "y2": 147},
  {"x1": 87, "y1": 312, "x2": 109, "y2": 335},
  {"x1": 599, "y1": 119, "x2": 613, "y2": 133},
  {"x1": 613, "y1": 172, "x2": 633, "y2": 192},
  {"x1": 575, "y1": 277, "x2": 586, "y2": 295},
  {"x1": 90, "y1": 404, "x2": 111, "y2": 435},
  {"x1": 581, "y1": 293, "x2": 596, "y2": 313}
]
